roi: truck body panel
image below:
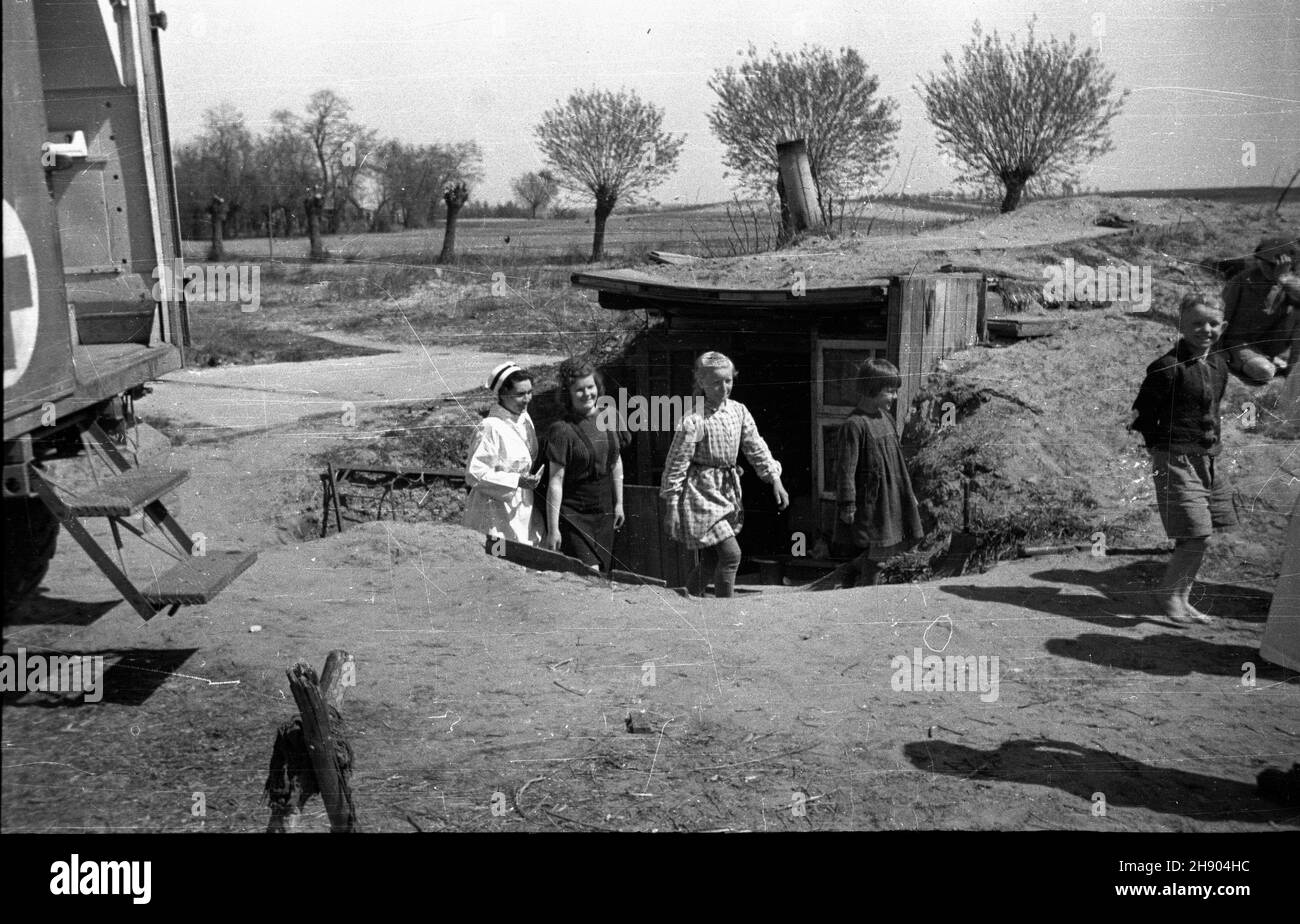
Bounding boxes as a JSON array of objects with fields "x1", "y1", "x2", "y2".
[{"x1": 4, "y1": 0, "x2": 186, "y2": 445}]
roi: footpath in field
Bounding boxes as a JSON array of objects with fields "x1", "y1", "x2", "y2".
[{"x1": 147, "y1": 337, "x2": 562, "y2": 431}]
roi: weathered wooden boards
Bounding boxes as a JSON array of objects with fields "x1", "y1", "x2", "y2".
[
  {"x1": 485, "y1": 534, "x2": 669, "y2": 588},
  {"x1": 264, "y1": 649, "x2": 358, "y2": 833}
]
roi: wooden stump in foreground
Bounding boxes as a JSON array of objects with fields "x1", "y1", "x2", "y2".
[{"x1": 264, "y1": 649, "x2": 358, "y2": 832}]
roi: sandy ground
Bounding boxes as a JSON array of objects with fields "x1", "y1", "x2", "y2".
[{"x1": 3, "y1": 514, "x2": 1295, "y2": 833}]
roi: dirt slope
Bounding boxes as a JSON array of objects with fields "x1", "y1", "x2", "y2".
[
  {"x1": 629, "y1": 196, "x2": 1286, "y2": 286},
  {"x1": 3, "y1": 515, "x2": 1294, "y2": 832}
]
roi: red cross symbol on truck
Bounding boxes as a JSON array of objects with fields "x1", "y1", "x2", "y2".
[{"x1": 3, "y1": 253, "x2": 32, "y2": 373}]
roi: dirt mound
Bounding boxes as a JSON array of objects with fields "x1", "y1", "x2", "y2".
[
  {"x1": 903, "y1": 312, "x2": 1296, "y2": 592},
  {"x1": 625, "y1": 196, "x2": 1290, "y2": 289}
]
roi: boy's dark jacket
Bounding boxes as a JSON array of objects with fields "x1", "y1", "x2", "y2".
[{"x1": 1130, "y1": 339, "x2": 1229, "y2": 455}]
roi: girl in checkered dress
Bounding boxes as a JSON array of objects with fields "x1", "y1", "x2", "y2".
[{"x1": 660, "y1": 352, "x2": 789, "y2": 597}]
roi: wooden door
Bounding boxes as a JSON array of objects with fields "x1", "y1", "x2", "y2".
[{"x1": 612, "y1": 484, "x2": 696, "y2": 588}]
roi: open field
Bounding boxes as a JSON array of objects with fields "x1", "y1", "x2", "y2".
[{"x1": 183, "y1": 197, "x2": 984, "y2": 267}]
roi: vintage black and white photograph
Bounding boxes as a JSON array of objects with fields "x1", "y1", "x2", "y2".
[{"x1": 2, "y1": 0, "x2": 1297, "y2": 881}]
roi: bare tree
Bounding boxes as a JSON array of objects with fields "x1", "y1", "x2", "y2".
[
  {"x1": 173, "y1": 103, "x2": 255, "y2": 238},
  {"x1": 370, "y1": 140, "x2": 481, "y2": 234},
  {"x1": 535, "y1": 88, "x2": 684, "y2": 261},
  {"x1": 511, "y1": 170, "x2": 559, "y2": 219},
  {"x1": 708, "y1": 44, "x2": 899, "y2": 213},
  {"x1": 257, "y1": 110, "x2": 318, "y2": 235},
  {"x1": 281, "y1": 90, "x2": 375, "y2": 232},
  {"x1": 369, "y1": 140, "x2": 418, "y2": 230},
  {"x1": 917, "y1": 19, "x2": 1127, "y2": 213},
  {"x1": 379, "y1": 142, "x2": 481, "y2": 230}
]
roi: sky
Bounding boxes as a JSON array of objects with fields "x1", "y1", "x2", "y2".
[{"x1": 157, "y1": 0, "x2": 1300, "y2": 206}]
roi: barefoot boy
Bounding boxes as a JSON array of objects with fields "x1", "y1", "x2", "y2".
[{"x1": 1131, "y1": 293, "x2": 1237, "y2": 624}]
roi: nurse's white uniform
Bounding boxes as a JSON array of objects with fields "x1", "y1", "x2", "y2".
[{"x1": 463, "y1": 404, "x2": 544, "y2": 544}]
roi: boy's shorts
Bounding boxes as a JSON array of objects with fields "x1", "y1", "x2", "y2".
[{"x1": 1150, "y1": 451, "x2": 1236, "y2": 540}]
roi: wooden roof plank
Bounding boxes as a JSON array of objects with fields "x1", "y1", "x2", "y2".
[{"x1": 570, "y1": 269, "x2": 979, "y2": 312}]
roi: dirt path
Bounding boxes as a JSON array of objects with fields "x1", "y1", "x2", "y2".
[
  {"x1": 146, "y1": 339, "x2": 562, "y2": 430},
  {"x1": 116, "y1": 342, "x2": 559, "y2": 555}
]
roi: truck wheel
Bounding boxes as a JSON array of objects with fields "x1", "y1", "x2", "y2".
[{"x1": 4, "y1": 497, "x2": 60, "y2": 613}]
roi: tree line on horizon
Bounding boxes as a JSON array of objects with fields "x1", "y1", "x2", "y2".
[{"x1": 176, "y1": 17, "x2": 1127, "y2": 262}]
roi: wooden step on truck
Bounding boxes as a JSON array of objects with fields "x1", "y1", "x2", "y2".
[{"x1": 24, "y1": 423, "x2": 256, "y2": 621}]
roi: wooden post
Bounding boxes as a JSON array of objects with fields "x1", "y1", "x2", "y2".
[
  {"x1": 287, "y1": 655, "x2": 356, "y2": 832},
  {"x1": 265, "y1": 649, "x2": 357, "y2": 833},
  {"x1": 317, "y1": 649, "x2": 353, "y2": 714},
  {"x1": 776, "y1": 139, "x2": 821, "y2": 234}
]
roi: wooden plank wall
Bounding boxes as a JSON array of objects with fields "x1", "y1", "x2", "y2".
[
  {"x1": 612, "y1": 483, "x2": 696, "y2": 588},
  {"x1": 887, "y1": 275, "x2": 983, "y2": 433},
  {"x1": 887, "y1": 277, "x2": 927, "y2": 435}
]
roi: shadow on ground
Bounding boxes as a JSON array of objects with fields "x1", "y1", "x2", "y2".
[
  {"x1": 1031, "y1": 562, "x2": 1272, "y2": 621},
  {"x1": 940, "y1": 560, "x2": 1272, "y2": 631},
  {"x1": 1043, "y1": 633, "x2": 1294, "y2": 679},
  {"x1": 3, "y1": 592, "x2": 119, "y2": 630},
  {"x1": 903, "y1": 737, "x2": 1295, "y2": 824},
  {"x1": 0, "y1": 648, "x2": 200, "y2": 708}
]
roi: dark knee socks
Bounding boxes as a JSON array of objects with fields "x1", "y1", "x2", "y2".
[
  {"x1": 690, "y1": 537, "x2": 743, "y2": 597},
  {"x1": 711, "y1": 538, "x2": 742, "y2": 598}
]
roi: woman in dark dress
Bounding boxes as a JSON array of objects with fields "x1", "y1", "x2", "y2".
[{"x1": 542, "y1": 359, "x2": 625, "y2": 570}]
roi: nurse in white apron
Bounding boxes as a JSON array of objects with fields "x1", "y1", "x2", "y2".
[{"x1": 463, "y1": 362, "x2": 545, "y2": 544}]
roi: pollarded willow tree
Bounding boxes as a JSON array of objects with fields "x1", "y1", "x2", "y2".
[
  {"x1": 708, "y1": 44, "x2": 900, "y2": 212},
  {"x1": 535, "y1": 88, "x2": 684, "y2": 261},
  {"x1": 917, "y1": 19, "x2": 1128, "y2": 213}
]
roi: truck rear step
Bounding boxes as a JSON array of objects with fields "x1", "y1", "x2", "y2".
[
  {"x1": 28, "y1": 423, "x2": 256, "y2": 620},
  {"x1": 66, "y1": 466, "x2": 190, "y2": 517},
  {"x1": 140, "y1": 550, "x2": 259, "y2": 605}
]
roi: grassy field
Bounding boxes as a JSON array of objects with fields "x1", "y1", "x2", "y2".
[
  {"x1": 184, "y1": 197, "x2": 983, "y2": 266},
  {"x1": 181, "y1": 256, "x2": 635, "y2": 365},
  {"x1": 179, "y1": 199, "x2": 987, "y2": 365}
]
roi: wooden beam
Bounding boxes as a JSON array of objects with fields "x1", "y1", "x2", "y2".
[
  {"x1": 573, "y1": 270, "x2": 894, "y2": 307},
  {"x1": 487, "y1": 535, "x2": 600, "y2": 579},
  {"x1": 286, "y1": 659, "x2": 358, "y2": 833}
]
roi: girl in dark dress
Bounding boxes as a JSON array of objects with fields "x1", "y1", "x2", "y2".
[
  {"x1": 832, "y1": 359, "x2": 923, "y2": 586},
  {"x1": 542, "y1": 360, "x2": 625, "y2": 570}
]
